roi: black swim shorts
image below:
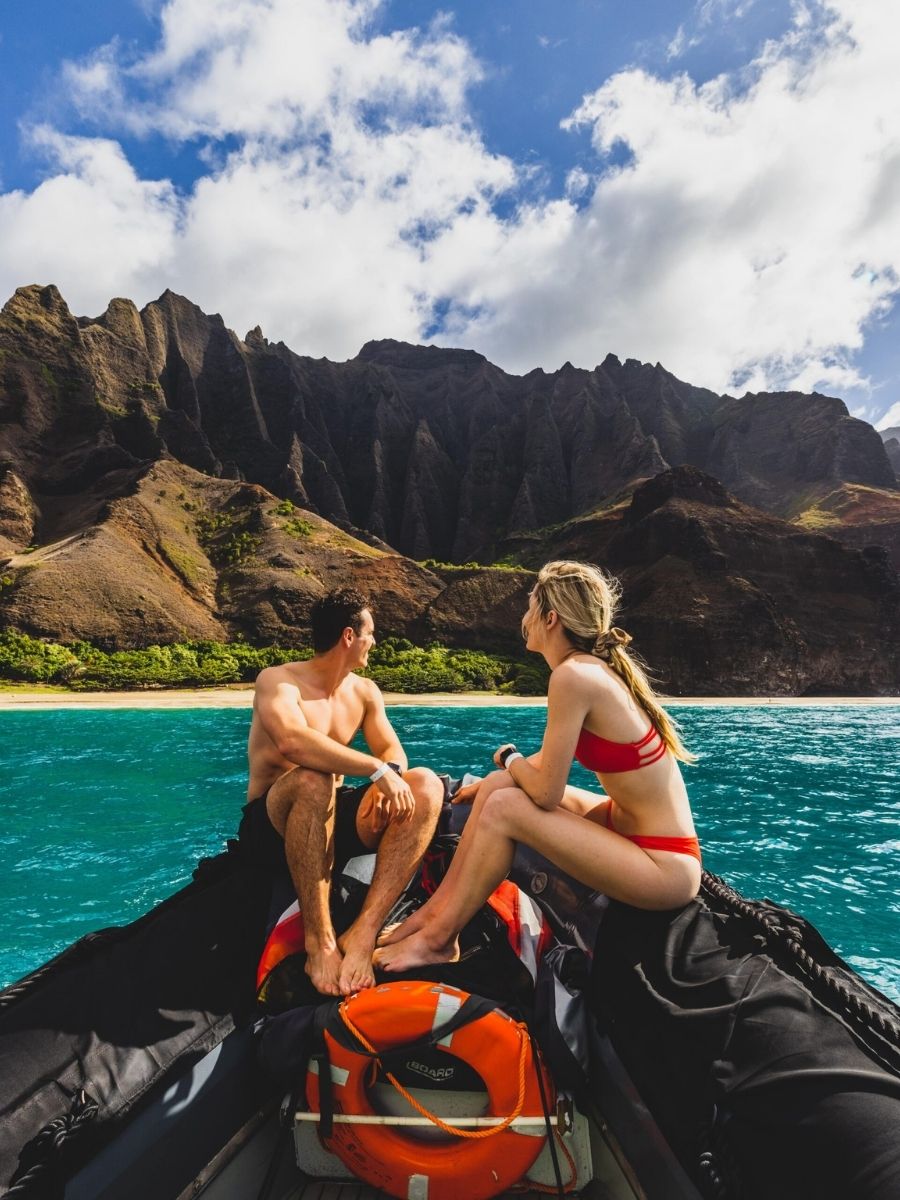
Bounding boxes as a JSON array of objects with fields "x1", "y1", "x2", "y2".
[{"x1": 239, "y1": 779, "x2": 372, "y2": 877}]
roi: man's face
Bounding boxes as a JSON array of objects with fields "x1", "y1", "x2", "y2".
[{"x1": 350, "y1": 609, "x2": 376, "y2": 667}]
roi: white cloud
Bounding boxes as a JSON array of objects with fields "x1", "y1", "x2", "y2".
[
  {"x1": 697, "y1": 0, "x2": 758, "y2": 28},
  {"x1": 666, "y1": 27, "x2": 692, "y2": 61},
  {"x1": 564, "y1": 166, "x2": 592, "y2": 201},
  {"x1": 67, "y1": 0, "x2": 479, "y2": 140},
  {"x1": 456, "y1": 0, "x2": 900, "y2": 402},
  {"x1": 0, "y1": 129, "x2": 179, "y2": 310},
  {"x1": 665, "y1": 0, "x2": 760, "y2": 62},
  {"x1": 1, "y1": 0, "x2": 515, "y2": 357},
  {"x1": 0, "y1": 0, "x2": 898, "y2": 426}
]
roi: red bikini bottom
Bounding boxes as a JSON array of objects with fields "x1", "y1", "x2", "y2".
[{"x1": 607, "y1": 807, "x2": 702, "y2": 862}]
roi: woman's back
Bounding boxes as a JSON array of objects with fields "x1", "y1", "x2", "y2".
[{"x1": 557, "y1": 656, "x2": 694, "y2": 837}]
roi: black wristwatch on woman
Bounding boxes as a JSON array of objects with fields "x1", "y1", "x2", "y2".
[{"x1": 498, "y1": 744, "x2": 520, "y2": 769}]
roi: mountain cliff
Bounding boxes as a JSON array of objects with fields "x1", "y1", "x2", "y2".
[
  {"x1": 499, "y1": 467, "x2": 898, "y2": 695},
  {"x1": 1, "y1": 284, "x2": 895, "y2": 563},
  {"x1": 880, "y1": 426, "x2": 900, "y2": 476},
  {"x1": 1, "y1": 284, "x2": 898, "y2": 693}
]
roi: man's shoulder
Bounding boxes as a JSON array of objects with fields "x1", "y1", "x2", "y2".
[
  {"x1": 345, "y1": 672, "x2": 381, "y2": 704},
  {"x1": 255, "y1": 661, "x2": 305, "y2": 691}
]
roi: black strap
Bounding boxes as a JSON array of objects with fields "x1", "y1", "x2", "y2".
[
  {"x1": 531, "y1": 1032, "x2": 565, "y2": 1197},
  {"x1": 309, "y1": 1001, "x2": 342, "y2": 1139},
  {"x1": 323, "y1": 992, "x2": 500, "y2": 1072},
  {"x1": 256, "y1": 1086, "x2": 302, "y2": 1200},
  {"x1": 307, "y1": 993, "x2": 504, "y2": 1146}
]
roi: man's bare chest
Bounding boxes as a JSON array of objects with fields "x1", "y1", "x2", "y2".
[{"x1": 298, "y1": 693, "x2": 364, "y2": 746}]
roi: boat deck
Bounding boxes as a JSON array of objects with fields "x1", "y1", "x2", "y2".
[
  {"x1": 184, "y1": 1097, "x2": 628, "y2": 1200},
  {"x1": 291, "y1": 1186, "x2": 569, "y2": 1199}
]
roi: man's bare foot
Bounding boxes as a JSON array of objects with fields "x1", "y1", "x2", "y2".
[
  {"x1": 337, "y1": 927, "x2": 377, "y2": 994},
  {"x1": 305, "y1": 944, "x2": 344, "y2": 996},
  {"x1": 372, "y1": 928, "x2": 460, "y2": 973}
]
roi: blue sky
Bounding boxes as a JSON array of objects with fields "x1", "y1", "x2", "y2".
[{"x1": 1, "y1": 0, "x2": 898, "y2": 428}]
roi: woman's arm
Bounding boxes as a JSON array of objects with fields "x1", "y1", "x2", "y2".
[
  {"x1": 496, "y1": 668, "x2": 589, "y2": 810},
  {"x1": 452, "y1": 750, "x2": 543, "y2": 805}
]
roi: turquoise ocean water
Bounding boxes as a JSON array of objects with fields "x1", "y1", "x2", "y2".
[{"x1": 0, "y1": 705, "x2": 897, "y2": 1001}]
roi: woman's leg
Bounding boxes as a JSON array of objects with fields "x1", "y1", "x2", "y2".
[
  {"x1": 374, "y1": 786, "x2": 519, "y2": 970},
  {"x1": 374, "y1": 786, "x2": 700, "y2": 972},
  {"x1": 560, "y1": 784, "x2": 610, "y2": 822},
  {"x1": 377, "y1": 768, "x2": 514, "y2": 945},
  {"x1": 378, "y1": 778, "x2": 608, "y2": 946}
]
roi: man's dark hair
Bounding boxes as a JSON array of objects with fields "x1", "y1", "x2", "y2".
[{"x1": 310, "y1": 588, "x2": 372, "y2": 653}]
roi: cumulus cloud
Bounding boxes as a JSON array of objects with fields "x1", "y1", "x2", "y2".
[
  {"x1": 0, "y1": 129, "x2": 179, "y2": 309},
  {"x1": 4, "y1": 0, "x2": 514, "y2": 356},
  {"x1": 458, "y1": 0, "x2": 900, "y2": 401},
  {"x1": 0, "y1": 0, "x2": 898, "y2": 420}
]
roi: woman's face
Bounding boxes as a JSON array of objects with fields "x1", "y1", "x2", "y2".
[{"x1": 522, "y1": 588, "x2": 543, "y2": 651}]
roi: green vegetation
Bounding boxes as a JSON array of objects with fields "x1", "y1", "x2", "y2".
[
  {"x1": 195, "y1": 511, "x2": 235, "y2": 540},
  {"x1": 94, "y1": 393, "x2": 128, "y2": 418},
  {"x1": 0, "y1": 632, "x2": 303, "y2": 689},
  {"x1": 159, "y1": 540, "x2": 204, "y2": 587},
  {"x1": 793, "y1": 507, "x2": 841, "y2": 531},
  {"x1": 195, "y1": 509, "x2": 261, "y2": 565},
  {"x1": 365, "y1": 638, "x2": 547, "y2": 695},
  {"x1": 282, "y1": 516, "x2": 314, "y2": 538},
  {"x1": 419, "y1": 559, "x2": 527, "y2": 573},
  {"x1": 218, "y1": 531, "x2": 262, "y2": 564},
  {"x1": 0, "y1": 633, "x2": 83, "y2": 683},
  {"x1": 0, "y1": 632, "x2": 548, "y2": 694},
  {"x1": 269, "y1": 501, "x2": 314, "y2": 536},
  {"x1": 127, "y1": 379, "x2": 162, "y2": 396}
]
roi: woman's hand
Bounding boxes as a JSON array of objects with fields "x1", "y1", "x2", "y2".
[{"x1": 493, "y1": 743, "x2": 517, "y2": 770}]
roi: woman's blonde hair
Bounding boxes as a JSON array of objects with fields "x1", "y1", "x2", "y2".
[{"x1": 530, "y1": 560, "x2": 695, "y2": 764}]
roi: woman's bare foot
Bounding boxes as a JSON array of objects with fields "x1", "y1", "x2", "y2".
[
  {"x1": 337, "y1": 927, "x2": 376, "y2": 995},
  {"x1": 373, "y1": 928, "x2": 460, "y2": 973},
  {"x1": 376, "y1": 903, "x2": 435, "y2": 947},
  {"x1": 305, "y1": 944, "x2": 344, "y2": 996}
]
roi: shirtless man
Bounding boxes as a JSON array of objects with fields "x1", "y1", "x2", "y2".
[{"x1": 244, "y1": 587, "x2": 443, "y2": 997}]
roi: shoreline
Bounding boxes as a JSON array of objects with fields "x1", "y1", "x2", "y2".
[{"x1": 0, "y1": 686, "x2": 898, "y2": 711}]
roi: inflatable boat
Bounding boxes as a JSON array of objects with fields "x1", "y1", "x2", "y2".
[{"x1": 1, "y1": 796, "x2": 899, "y2": 1200}]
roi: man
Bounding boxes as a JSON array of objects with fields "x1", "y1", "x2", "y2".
[{"x1": 244, "y1": 587, "x2": 443, "y2": 997}]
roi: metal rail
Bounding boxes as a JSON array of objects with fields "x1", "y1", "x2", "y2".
[{"x1": 294, "y1": 1113, "x2": 558, "y2": 1128}]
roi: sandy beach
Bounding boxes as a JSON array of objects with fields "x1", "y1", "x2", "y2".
[{"x1": 0, "y1": 687, "x2": 897, "y2": 710}]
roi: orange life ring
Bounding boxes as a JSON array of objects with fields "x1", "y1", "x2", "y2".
[{"x1": 305, "y1": 980, "x2": 553, "y2": 1200}]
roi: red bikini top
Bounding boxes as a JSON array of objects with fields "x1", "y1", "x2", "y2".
[{"x1": 574, "y1": 723, "x2": 667, "y2": 773}]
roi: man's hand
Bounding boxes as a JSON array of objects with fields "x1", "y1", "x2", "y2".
[
  {"x1": 362, "y1": 768, "x2": 416, "y2": 829},
  {"x1": 451, "y1": 777, "x2": 482, "y2": 805}
]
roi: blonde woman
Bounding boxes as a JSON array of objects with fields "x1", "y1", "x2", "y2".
[{"x1": 375, "y1": 560, "x2": 701, "y2": 973}]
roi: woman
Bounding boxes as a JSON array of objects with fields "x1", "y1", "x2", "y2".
[{"x1": 374, "y1": 560, "x2": 701, "y2": 973}]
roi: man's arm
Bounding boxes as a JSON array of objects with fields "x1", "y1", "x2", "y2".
[
  {"x1": 360, "y1": 681, "x2": 408, "y2": 772},
  {"x1": 255, "y1": 670, "x2": 383, "y2": 777}
]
